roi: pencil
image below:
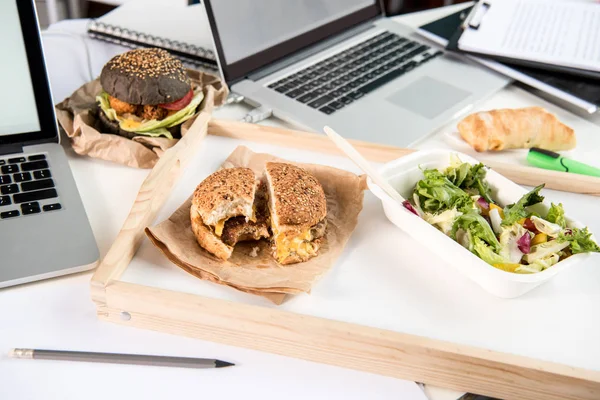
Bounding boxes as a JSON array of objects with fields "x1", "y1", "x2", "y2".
[{"x1": 9, "y1": 348, "x2": 235, "y2": 369}]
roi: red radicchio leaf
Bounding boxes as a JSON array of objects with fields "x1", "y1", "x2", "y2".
[
  {"x1": 517, "y1": 233, "x2": 531, "y2": 254},
  {"x1": 477, "y1": 196, "x2": 489, "y2": 210},
  {"x1": 402, "y1": 200, "x2": 419, "y2": 216}
]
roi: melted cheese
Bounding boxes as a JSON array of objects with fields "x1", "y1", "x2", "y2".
[
  {"x1": 214, "y1": 219, "x2": 226, "y2": 236},
  {"x1": 121, "y1": 119, "x2": 142, "y2": 130},
  {"x1": 274, "y1": 229, "x2": 315, "y2": 261}
]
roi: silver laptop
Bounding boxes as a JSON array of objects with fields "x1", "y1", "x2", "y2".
[
  {"x1": 203, "y1": 0, "x2": 510, "y2": 147},
  {"x1": 0, "y1": 0, "x2": 99, "y2": 288}
]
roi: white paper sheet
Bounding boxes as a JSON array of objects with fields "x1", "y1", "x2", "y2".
[{"x1": 459, "y1": 0, "x2": 600, "y2": 72}]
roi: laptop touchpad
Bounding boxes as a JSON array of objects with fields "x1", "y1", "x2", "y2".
[{"x1": 386, "y1": 77, "x2": 471, "y2": 119}]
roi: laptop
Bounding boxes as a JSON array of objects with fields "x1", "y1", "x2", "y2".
[
  {"x1": 0, "y1": 0, "x2": 99, "y2": 288},
  {"x1": 203, "y1": 0, "x2": 511, "y2": 147}
]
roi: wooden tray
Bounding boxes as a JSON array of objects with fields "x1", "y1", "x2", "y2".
[{"x1": 91, "y1": 118, "x2": 600, "y2": 400}]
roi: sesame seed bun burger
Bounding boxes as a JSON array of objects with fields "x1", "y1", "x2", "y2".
[{"x1": 96, "y1": 48, "x2": 204, "y2": 140}]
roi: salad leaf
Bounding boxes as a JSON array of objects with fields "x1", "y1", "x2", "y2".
[
  {"x1": 473, "y1": 237, "x2": 511, "y2": 266},
  {"x1": 499, "y1": 223, "x2": 530, "y2": 263},
  {"x1": 423, "y1": 208, "x2": 463, "y2": 235},
  {"x1": 546, "y1": 203, "x2": 566, "y2": 228},
  {"x1": 445, "y1": 162, "x2": 492, "y2": 203},
  {"x1": 451, "y1": 212, "x2": 501, "y2": 252},
  {"x1": 523, "y1": 240, "x2": 570, "y2": 263},
  {"x1": 557, "y1": 227, "x2": 600, "y2": 254},
  {"x1": 501, "y1": 184, "x2": 545, "y2": 226},
  {"x1": 413, "y1": 169, "x2": 473, "y2": 214},
  {"x1": 96, "y1": 90, "x2": 204, "y2": 138}
]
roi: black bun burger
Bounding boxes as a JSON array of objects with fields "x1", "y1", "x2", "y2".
[{"x1": 96, "y1": 48, "x2": 204, "y2": 139}]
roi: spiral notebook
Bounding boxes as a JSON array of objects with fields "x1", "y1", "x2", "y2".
[{"x1": 87, "y1": 2, "x2": 217, "y2": 70}]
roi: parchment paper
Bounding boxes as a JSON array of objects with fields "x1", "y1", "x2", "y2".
[
  {"x1": 145, "y1": 146, "x2": 367, "y2": 304},
  {"x1": 55, "y1": 69, "x2": 228, "y2": 169}
]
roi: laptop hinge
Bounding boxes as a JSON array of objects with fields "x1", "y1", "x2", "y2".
[
  {"x1": 0, "y1": 144, "x2": 24, "y2": 157},
  {"x1": 247, "y1": 18, "x2": 382, "y2": 82}
]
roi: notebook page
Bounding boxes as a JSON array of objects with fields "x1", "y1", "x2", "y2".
[
  {"x1": 459, "y1": 0, "x2": 600, "y2": 72},
  {"x1": 95, "y1": 1, "x2": 214, "y2": 52}
]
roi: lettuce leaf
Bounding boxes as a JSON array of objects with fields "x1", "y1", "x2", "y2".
[
  {"x1": 557, "y1": 227, "x2": 600, "y2": 254},
  {"x1": 413, "y1": 168, "x2": 474, "y2": 214},
  {"x1": 445, "y1": 162, "x2": 492, "y2": 203},
  {"x1": 451, "y1": 212, "x2": 501, "y2": 252},
  {"x1": 501, "y1": 184, "x2": 545, "y2": 226},
  {"x1": 473, "y1": 236, "x2": 511, "y2": 266},
  {"x1": 546, "y1": 203, "x2": 566, "y2": 228},
  {"x1": 96, "y1": 90, "x2": 204, "y2": 138}
]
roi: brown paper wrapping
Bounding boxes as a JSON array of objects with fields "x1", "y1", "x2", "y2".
[
  {"x1": 55, "y1": 69, "x2": 228, "y2": 169},
  {"x1": 145, "y1": 146, "x2": 367, "y2": 304}
]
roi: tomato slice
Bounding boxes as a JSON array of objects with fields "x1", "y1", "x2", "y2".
[{"x1": 159, "y1": 89, "x2": 194, "y2": 110}]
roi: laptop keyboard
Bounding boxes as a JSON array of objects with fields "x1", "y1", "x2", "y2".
[
  {"x1": 267, "y1": 31, "x2": 443, "y2": 115},
  {"x1": 0, "y1": 153, "x2": 61, "y2": 220}
]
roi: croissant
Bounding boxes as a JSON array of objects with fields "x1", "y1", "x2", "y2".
[{"x1": 457, "y1": 107, "x2": 576, "y2": 152}]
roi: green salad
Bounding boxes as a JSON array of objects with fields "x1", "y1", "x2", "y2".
[{"x1": 402, "y1": 156, "x2": 600, "y2": 273}]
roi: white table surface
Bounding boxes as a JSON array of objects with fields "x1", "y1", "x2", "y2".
[{"x1": 2, "y1": 4, "x2": 600, "y2": 400}]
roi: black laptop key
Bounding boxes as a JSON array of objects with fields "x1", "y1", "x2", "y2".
[
  {"x1": 1, "y1": 184, "x2": 19, "y2": 195},
  {"x1": 13, "y1": 188, "x2": 58, "y2": 204},
  {"x1": 1, "y1": 210, "x2": 20, "y2": 219},
  {"x1": 0, "y1": 175, "x2": 11, "y2": 185},
  {"x1": 0, "y1": 160, "x2": 5, "y2": 166},
  {"x1": 340, "y1": 96, "x2": 354, "y2": 105},
  {"x1": 338, "y1": 85, "x2": 353, "y2": 93},
  {"x1": 319, "y1": 106, "x2": 335, "y2": 115},
  {"x1": 308, "y1": 95, "x2": 333, "y2": 109},
  {"x1": 0, "y1": 196, "x2": 10, "y2": 206},
  {"x1": 21, "y1": 202, "x2": 41, "y2": 215},
  {"x1": 348, "y1": 81, "x2": 360, "y2": 88},
  {"x1": 348, "y1": 91, "x2": 364, "y2": 100},
  {"x1": 28, "y1": 154, "x2": 46, "y2": 161},
  {"x1": 285, "y1": 89, "x2": 304, "y2": 99},
  {"x1": 9, "y1": 157, "x2": 26, "y2": 164},
  {"x1": 21, "y1": 178, "x2": 54, "y2": 192},
  {"x1": 43, "y1": 203, "x2": 62, "y2": 212},
  {"x1": 274, "y1": 85, "x2": 289, "y2": 93},
  {"x1": 13, "y1": 172, "x2": 32, "y2": 182},
  {"x1": 20, "y1": 160, "x2": 48, "y2": 171},
  {"x1": 1, "y1": 165, "x2": 18, "y2": 174},
  {"x1": 297, "y1": 92, "x2": 318, "y2": 104},
  {"x1": 356, "y1": 76, "x2": 369, "y2": 85},
  {"x1": 33, "y1": 169, "x2": 51, "y2": 179},
  {"x1": 358, "y1": 67, "x2": 407, "y2": 94},
  {"x1": 329, "y1": 101, "x2": 344, "y2": 110}
]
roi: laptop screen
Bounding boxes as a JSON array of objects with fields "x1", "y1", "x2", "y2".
[
  {"x1": 205, "y1": 0, "x2": 381, "y2": 83},
  {"x1": 0, "y1": 1, "x2": 41, "y2": 136}
]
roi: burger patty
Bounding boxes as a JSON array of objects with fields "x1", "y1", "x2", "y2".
[
  {"x1": 221, "y1": 185, "x2": 270, "y2": 247},
  {"x1": 107, "y1": 95, "x2": 170, "y2": 121}
]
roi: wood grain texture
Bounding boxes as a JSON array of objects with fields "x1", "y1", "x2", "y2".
[
  {"x1": 99, "y1": 280, "x2": 600, "y2": 400},
  {"x1": 207, "y1": 119, "x2": 600, "y2": 196},
  {"x1": 90, "y1": 110, "x2": 211, "y2": 305}
]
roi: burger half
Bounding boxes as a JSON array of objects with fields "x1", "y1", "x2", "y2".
[
  {"x1": 265, "y1": 162, "x2": 327, "y2": 265},
  {"x1": 96, "y1": 48, "x2": 204, "y2": 140}
]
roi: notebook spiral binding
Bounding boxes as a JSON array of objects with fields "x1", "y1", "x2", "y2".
[{"x1": 87, "y1": 21, "x2": 218, "y2": 71}]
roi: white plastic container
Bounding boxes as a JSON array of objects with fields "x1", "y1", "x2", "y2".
[{"x1": 368, "y1": 149, "x2": 595, "y2": 298}]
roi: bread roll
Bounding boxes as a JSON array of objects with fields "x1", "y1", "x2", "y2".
[{"x1": 457, "y1": 107, "x2": 576, "y2": 152}]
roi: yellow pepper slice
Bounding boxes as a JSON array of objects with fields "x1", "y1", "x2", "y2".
[
  {"x1": 489, "y1": 203, "x2": 504, "y2": 218},
  {"x1": 493, "y1": 263, "x2": 522, "y2": 272},
  {"x1": 531, "y1": 233, "x2": 548, "y2": 246}
]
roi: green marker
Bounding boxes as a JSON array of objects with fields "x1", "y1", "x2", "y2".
[{"x1": 527, "y1": 148, "x2": 600, "y2": 177}]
